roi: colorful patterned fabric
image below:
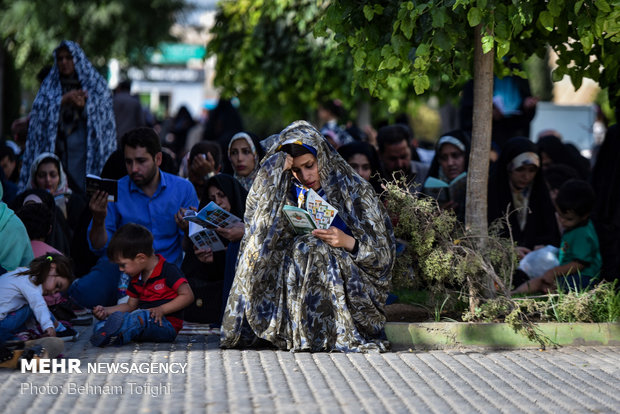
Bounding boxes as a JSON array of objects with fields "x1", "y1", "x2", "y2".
[
  {"x1": 220, "y1": 120, "x2": 396, "y2": 352},
  {"x1": 19, "y1": 40, "x2": 116, "y2": 190}
]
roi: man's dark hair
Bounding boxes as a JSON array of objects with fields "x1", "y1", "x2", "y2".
[
  {"x1": 555, "y1": 179, "x2": 596, "y2": 216},
  {"x1": 16, "y1": 203, "x2": 53, "y2": 240},
  {"x1": 377, "y1": 124, "x2": 412, "y2": 154},
  {"x1": 120, "y1": 127, "x2": 161, "y2": 158},
  {"x1": 107, "y1": 223, "x2": 155, "y2": 261},
  {"x1": 189, "y1": 141, "x2": 222, "y2": 171}
]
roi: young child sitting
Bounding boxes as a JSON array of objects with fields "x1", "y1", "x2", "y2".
[
  {"x1": 90, "y1": 223, "x2": 194, "y2": 347},
  {"x1": 514, "y1": 179, "x2": 602, "y2": 293},
  {"x1": 0, "y1": 254, "x2": 74, "y2": 343}
]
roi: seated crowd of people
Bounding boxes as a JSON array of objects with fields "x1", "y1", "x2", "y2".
[{"x1": 0, "y1": 41, "x2": 618, "y2": 354}]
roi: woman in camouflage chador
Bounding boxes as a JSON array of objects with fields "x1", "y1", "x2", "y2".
[{"x1": 221, "y1": 121, "x2": 395, "y2": 352}]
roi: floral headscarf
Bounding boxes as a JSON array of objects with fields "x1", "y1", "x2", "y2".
[{"x1": 19, "y1": 40, "x2": 116, "y2": 190}]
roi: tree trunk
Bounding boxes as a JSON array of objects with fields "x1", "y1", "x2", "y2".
[
  {"x1": 356, "y1": 100, "x2": 371, "y2": 129},
  {"x1": 465, "y1": 24, "x2": 495, "y2": 308}
]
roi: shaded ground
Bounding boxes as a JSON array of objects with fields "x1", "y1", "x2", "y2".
[
  {"x1": 385, "y1": 303, "x2": 465, "y2": 322},
  {"x1": 385, "y1": 303, "x2": 431, "y2": 322}
]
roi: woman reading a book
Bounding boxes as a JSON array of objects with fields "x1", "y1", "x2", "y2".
[
  {"x1": 181, "y1": 174, "x2": 247, "y2": 324},
  {"x1": 221, "y1": 120, "x2": 395, "y2": 352},
  {"x1": 422, "y1": 130, "x2": 470, "y2": 222}
]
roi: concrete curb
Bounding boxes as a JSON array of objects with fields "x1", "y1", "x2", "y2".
[{"x1": 385, "y1": 322, "x2": 620, "y2": 350}]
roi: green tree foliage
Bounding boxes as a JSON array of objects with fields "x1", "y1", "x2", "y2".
[
  {"x1": 1, "y1": 45, "x2": 21, "y2": 137},
  {"x1": 319, "y1": 0, "x2": 620, "y2": 100},
  {"x1": 320, "y1": 0, "x2": 620, "y2": 302},
  {"x1": 207, "y1": 0, "x2": 362, "y2": 125},
  {"x1": 0, "y1": 0, "x2": 186, "y2": 90}
]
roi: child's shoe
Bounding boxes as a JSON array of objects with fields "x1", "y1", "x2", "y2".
[
  {"x1": 70, "y1": 314, "x2": 93, "y2": 326},
  {"x1": 89, "y1": 312, "x2": 125, "y2": 347},
  {"x1": 56, "y1": 327, "x2": 80, "y2": 342},
  {"x1": 55, "y1": 321, "x2": 79, "y2": 342}
]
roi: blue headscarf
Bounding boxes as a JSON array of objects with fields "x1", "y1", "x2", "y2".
[{"x1": 19, "y1": 40, "x2": 116, "y2": 190}]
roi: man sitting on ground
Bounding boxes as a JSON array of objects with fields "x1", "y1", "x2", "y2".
[{"x1": 88, "y1": 127, "x2": 199, "y2": 267}]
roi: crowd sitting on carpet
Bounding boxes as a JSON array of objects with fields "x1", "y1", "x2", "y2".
[{"x1": 1, "y1": 39, "x2": 619, "y2": 353}]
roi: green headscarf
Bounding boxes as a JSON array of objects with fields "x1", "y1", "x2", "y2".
[{"x1": 0, "y1": 181, "x2": 34, "y2": 271}]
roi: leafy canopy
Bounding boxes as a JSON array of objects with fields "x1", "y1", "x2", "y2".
[
  {"x1": 0, "y1": 0, "x2": 186, "y2": 90},
  {"x1": 207, "y1": 0, "x2": 363, "y2": 123},
  {"x1": 317, "y1": 0, "x2": 620, "y2": 99}
]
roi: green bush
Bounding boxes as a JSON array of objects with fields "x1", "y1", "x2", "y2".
[{"x1": 384, "y1": 180, "x2": 515, "y2": 309}]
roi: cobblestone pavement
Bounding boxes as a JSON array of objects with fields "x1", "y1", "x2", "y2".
[{"x1": 1, "y1": 323, "x2": 619, "y2": 414}]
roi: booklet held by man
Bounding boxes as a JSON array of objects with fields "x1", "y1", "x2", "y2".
[
  {"x1": 283, "y1": 189, "x2": 338, "y2": 234},
  {"x1": 183, "y1": 201, "x2": 241, "y2": 229},
  {"x1": 86, "y1": 174, "x2": 118, "y2": 202},
  {"x1": 423, "y1": 172, "x2": 467, "y2": 204}
]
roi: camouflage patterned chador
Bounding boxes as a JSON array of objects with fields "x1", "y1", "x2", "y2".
[{"x1": 220, "y1": 121, "x2": 396, "y2": 352}]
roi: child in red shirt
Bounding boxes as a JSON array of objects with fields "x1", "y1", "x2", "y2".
[{"x1": 90, "y1": 223, "x2": 194, "y2": 347}]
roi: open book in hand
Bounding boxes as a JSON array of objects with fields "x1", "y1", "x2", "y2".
[
  {"x1": 86, "y1": 174, "x2": 118, "y2": 202},
  {"x1": 187, "y1": 222, "x2": 226, "y2": 252},
  {"x1": 423, "y1": 172, "x2": 467, "y2": 204},
  {"x1": 183, "y1": 201, "x2": 241, "y2": 229},
  {"x1": 283, "y1": 189, "x2": 338, "y2": 235}
]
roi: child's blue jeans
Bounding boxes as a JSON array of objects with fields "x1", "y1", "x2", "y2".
[
  {"x1": 0, "y1": 306, "x2": 33, "y2": 343},
  {"x1": 93, "y1": 309, "x2": 177, "y2": 345}
]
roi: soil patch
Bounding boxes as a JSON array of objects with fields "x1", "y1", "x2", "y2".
[{"x1": 385, "y1": 303, "x2": 430, "y2": 322}]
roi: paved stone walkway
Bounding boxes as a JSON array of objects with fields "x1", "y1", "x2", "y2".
[{"x1": 1, "y1": 324, "x2": 619, "y2": 413}]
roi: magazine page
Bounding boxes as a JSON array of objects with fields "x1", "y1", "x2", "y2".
[
  {"x1": 283, "y1": 205, "x2": 317, "y2": 234},
  {"x1": 201, "y1": 201, "x2": 241, "y2": 228},
  {"x1": 448, "y1": 172, "x2": 467, "y2": 204},
  {"x1": 187, "y1": 222, "x2": 226, "y2": 252},
  {"x1": 304, "y1": 189, "x2": 338, "y2": 230},
  {"x1": 422, "y1": 176, "x2": 448, "y2": 202},
  {"x1": 182, "y1": 202, "x2": 241, "y2": 229},
  {"x1": 182, "y1": 210, "x2": 215, "y2": 229}
]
